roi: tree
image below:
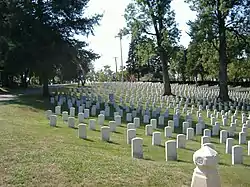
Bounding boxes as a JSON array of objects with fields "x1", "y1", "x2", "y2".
[
  {"x1": 126, "y1": 37, "x2": 140, "y2": 79},
  {"x1": 186, "y1": 0, "x2": 250, "y2": 101},
  {"x1": 0, "y1": 0, "x2": 102, "y2": 96},
  {"x1": 95, "y1": 65, "x2": 115, "y2": 82},
  {"x1": 170, "y1": 45, "x2": 187, "y2": 82},
  {"x1": 124, "y1": 0, "x2": 180, "y2": 95}
]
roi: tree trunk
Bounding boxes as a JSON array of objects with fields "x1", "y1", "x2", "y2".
[
  {"x1": 218, "y1": 10, "x2": 229, "y2": 101},
  {"x1": 80, "y1": 79, "x2": 85, "y2": 86},
  {"x1": 42, "y1": 73, "x2": 49, "y2": 97},
  {"x1": 159, "y1": 47, "x2": 172, "y2": 96},
  {"x1": 181, "y1": 73, "x2": 186, "y2": 83},
  {"x1": 201, "y1": 73, "x2": 204, "y2": 82}
]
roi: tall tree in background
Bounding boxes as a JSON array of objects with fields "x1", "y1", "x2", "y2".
[
  {"x1": 170, "y1": 45, "x2": 187, "y2": 82},
  {"x1": 126, "y1": 35, "x2": 140, "y2": 80},
  {"x1": 186, "y1": 0, "x2": 250, "y2": 101},
  {"x1": 0, "y1": 0, "x2": 101, "y2": 96},
  {"x1": 124, "y1": 0, "x2": 179, "y2": 95}
]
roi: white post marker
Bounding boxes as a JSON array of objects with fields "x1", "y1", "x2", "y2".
[{"x1": 191, "y1": 145, "x2": 221, "y2": 187}]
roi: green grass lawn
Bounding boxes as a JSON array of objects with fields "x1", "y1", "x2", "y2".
[{"x1": 1, "y1": 94, "x2": 250, "y2": 187}]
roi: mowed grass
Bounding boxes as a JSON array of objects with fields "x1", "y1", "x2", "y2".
[{"x1": 1, "y1": 94, "x2": 250, "y2": 187}]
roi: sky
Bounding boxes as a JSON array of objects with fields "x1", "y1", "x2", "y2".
[{"x1": 81, "y1": 0, "x2": 197, "y2": 72}]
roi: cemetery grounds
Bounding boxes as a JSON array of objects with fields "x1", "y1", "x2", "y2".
[{"x1": 1, "y1": 83, "x2": 250, "y2": 187}]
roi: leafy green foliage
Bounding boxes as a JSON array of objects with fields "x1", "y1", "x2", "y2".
[
  {"x1": 185, "y1": 0, "x2": 250, "y2": 100},
  {"x1": 124, "y1": 0, "x2": 180, "y2": 93},
  {"x1": 0, "y1": 0, "x2": 101, "y2": 95}
]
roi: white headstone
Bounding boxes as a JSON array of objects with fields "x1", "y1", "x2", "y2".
[
  {"x1": 109, "y1": 121, "x2": 116, "y2": 132},
  {"x1": 187, "y1": 128, "x2": 194, "y2": 140},
  {"x1": 70, "y1": 107, "x2": 75, "y2": 117},
  {"x1": 78, "y1": 112, "x2": 84, "y2": 123},
  {"x1": 168, "y1": 120, "x2": 174, "y2": 132},
  {"x1": 127, "y1": 123, "x2": 135, "y2": 129},
  {"x1": 98, "y1": 114, "x2": 105, "y2": 126},
  {"x1": 101, "y1": 126, "x2": 110, "y2": 141},
  {"x1": 182, "y1": 122, "x2": 189, "y2": 134},
  {"x1": 78, "y1": 106, "x2": 83, "y2": 113},
  {"x1": 203, "y1": 129, "x2": 211, "y2": 137},
  {"x1": 158, "y1": 116, "x2": 164, "y2": 126},
  {"x1": 62, "y1": 111, "x2": 68, "y2": 121},
  {"x1": 165, "y1": 140, "x2": 177, "y2": 161},
  {"x1": 46, "y1": 110, "x2": 52, "y2": 120},
  {"x1": 84, "y1": 109, "x2": 90, "y2": 118},
  {"x1": 222, "y1": 118, "x2": 227, "y2": 126},
  {"x1": 127, "y1": 129, "x2": 136, "y2": 144},
  {"x1": 226, "y1": 138, "x2": 234, "y2": 154},
  {"x1": 228, "y1": 126, "x2": 235, "y2": 137},
  {"x1": 89, "y1": 119, "x2": 96, "y2": 130},
  {"x1": 143, "y1": 115, "x2": 150, "y2": 124},
  {"x1": 151, "y1": 119, "x2": 157, "y2": 129},
  {"x1": 220, "y1": 130, "x2": 228, "y2": 143},
  {"x1": 212, "y1": 125, "x2": 219, "y2": 136},
  {"x1": 232, "y1": 145, "x2": 243, "y2": 165},
  {"x1": 152, "y1": 132, "x2": 161, "y2": 146},
  {"x1": 164, "y1": 126, "x2": 172, "y2": 138},
  {"x1": 91, "y1": 105, "x2": 96, "y2": 116},
  {"x1": 50, "y1": 115, "x2": 57, "y2": 127},
  {"x1": 55, "y1": 106, "x2": 61, "y2": 115},
  {"x1": 126, "y1": 113, "x2": 132, "y2": 122},
  {"x1": 134, "y1": 117, "x2": 140, "y2": 128},
  {"x1": 145, "y1": 124, "x2": 153, "y2": 136},
  {"x1": 177, "y1": 134, "x2": 186, "y2": 149},
  {"x1": 201, "y1": 136, "x2": 210, "y2": 145},
  {"x1": 78, "y1": 124, "x2": 87, "y2": 139},
  {"x1": 115, "y1": 115, "x2": 121, "y2": 126},
  {"x1": 68, "y1": 117, "x2": 75, "y2": 128},
  {"x1": 239, "y1": 132, "x2": 247, "y2": 144},
  {"x1": 131, "y1": 137, "x2": 143, "y2": 159},
  {"x1": 196, "y1": 123, "x2": 202, "y2": 135}
]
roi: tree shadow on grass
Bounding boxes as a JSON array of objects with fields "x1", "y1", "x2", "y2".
[
  {"x1": 144, "y1": 157, "x2": 154, "y2": 161},
  {"x1": 0, "y1": 94, "x2": 51, "y2": 111},
  {"x1": 219, "y1": 162, "x2": 231, "y2": 166},
  {"x1": 92, "y1": 129, "x2": 100, "y2": 132},
  {"x1": 107, "y1": 140, "x2": 120, "y2": 145},
  {"x1": 83, "y1": 138, "x2": 95, "y2": 142},
  {"x1": 243, "y1": 163, "x2": 250, "y2": 167},
  {"x1": 158, "y1": 144, "x2": 165, "y2": 148},
  {"x1": 113, "y1": 131, "x2": 122, "y2": 134},
  {"x1": 54, "y1": 126, "x2": 62, "y2": 128},
  {"x1": 177, "y1": 159, "x2": 192, "y2": 164}
]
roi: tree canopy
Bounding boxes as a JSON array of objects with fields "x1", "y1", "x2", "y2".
[
  {"x1": 123, "y1": 0, "x2": 250, "y2": 101},
  {"x1": 0, "y1": 0, "x2": 101, "y2": 96}
]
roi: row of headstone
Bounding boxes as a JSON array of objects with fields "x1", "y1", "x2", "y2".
[
  {"x1": 51, "y1": 82, "x2": 250, "y2": 114},
  {"x1": 47, "y1": 109, "x2": 250, "y2": 166}
]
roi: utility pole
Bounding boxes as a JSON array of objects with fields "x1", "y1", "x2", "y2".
[
  {"x1": 113, "y1": 57, "x2": 118, "y2": 81},
  {"x1": 115, "y1": 30, "x2": 124, "y2": 82}
]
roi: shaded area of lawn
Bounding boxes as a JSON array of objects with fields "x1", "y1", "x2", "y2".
[{"x1": 0, "y1": 94, "x2": 50, "y2": 111}]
